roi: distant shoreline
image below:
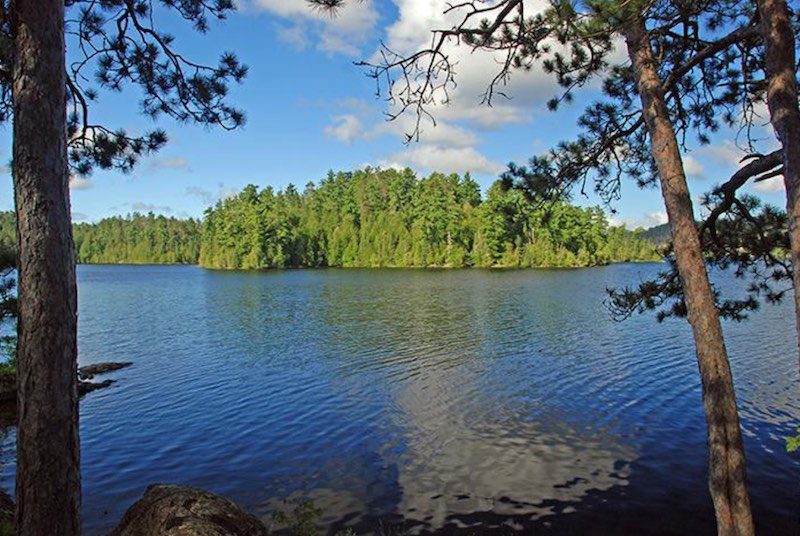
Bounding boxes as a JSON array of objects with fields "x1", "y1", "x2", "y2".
[{"x1": 78, "y1": 260, "x2": 665, "y2": 270}]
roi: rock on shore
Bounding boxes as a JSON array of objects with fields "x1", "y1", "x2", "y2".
[
  {"x1": 78, "y1": 361, "x2": 132, "y2": 380},
  {"x1": 0, "y1": 361, "x2": 133, "y2": 403},
  {"x1": 110, "y1": 484, "x2": 270, "y2": 536}
]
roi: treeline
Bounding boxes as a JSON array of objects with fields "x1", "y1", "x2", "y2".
[
  {"x1": 74, "y1": 214, "x2": 201, "y2": 264},
  {"x1": 0, "y1": 169, "x2": 659, "y2": 268},
  {"x1": 0, "y1": 211, "x2": 200, "y2": 264},
  {"x1": 200, "y1": 168, "x2": 658, "y2": 269}
]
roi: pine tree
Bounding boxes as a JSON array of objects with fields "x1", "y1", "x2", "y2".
[
  {"x1": 321, "y1": 0, "x2": 787, "y2": 531},
  {"x1": 197, "y1": 169, "x2": 655, "y2": 270},
  {"x1": 0, "y1": 0, "x2": 246, "y2": 532}
]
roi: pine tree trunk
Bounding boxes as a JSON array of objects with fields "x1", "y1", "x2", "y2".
[
  {"x1": 756, "y1": 0, "x2": 800, "y2": 367},
  {"x1": 623, "y1": 19, "x2": 754, "y2": 536},
  {"x1": 12, "y1": 0, "x2": 81, "y2": 535}
]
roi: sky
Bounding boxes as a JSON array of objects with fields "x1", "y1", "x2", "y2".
[{"x1": 0, "y1": 0, "x2": 789, "y2": 228}]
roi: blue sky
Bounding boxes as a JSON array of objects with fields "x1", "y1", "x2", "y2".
[{"x1": 0, "y1": 0, "x2": 788, "y2": 228}]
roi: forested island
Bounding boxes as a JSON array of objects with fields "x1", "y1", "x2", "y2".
[
  {"x1": 201, "y1": 169, "x2": 658, "y2": 269},
  {"x1": 0, "y1": 169, "x2": 659, "y2": 268}
]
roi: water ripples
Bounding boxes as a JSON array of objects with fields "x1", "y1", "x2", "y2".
[{"x1": 1, "y1": 264, "x2": 796, "y2": 535}]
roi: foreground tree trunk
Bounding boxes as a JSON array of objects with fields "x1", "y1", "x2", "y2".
[
  {"x1": 756, "y1": 0, "x2": 800, "y2": 367},
  {"x1": 12, "y1": 0, "x2": 81, "y2": 535},
  {"x1": 623, "y1": 19, "x2": 755, "y2": 536}
]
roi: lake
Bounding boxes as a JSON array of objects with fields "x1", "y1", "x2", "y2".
[{"x1": 1, "y1": 264, "x2": 797, "y2": 534}]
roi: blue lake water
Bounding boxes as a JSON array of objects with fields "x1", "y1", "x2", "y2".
[{"x1": 1, "y1": 263, "x2": 797, "y2": 534}]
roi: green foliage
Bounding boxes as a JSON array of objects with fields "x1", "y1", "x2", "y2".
[
  {"x1": 199, "y1": 168, "x2": 659, "y2": 269},
  {"x1": 0, "y1": 211, "x2": 201, "y2": 265},
  {"x1": 354, "y1": 0, "x2": 795, "y2": 320},
  {"x1": 74, "y1": 213, "x2": 201, "y2": 265},
  {"x1": 0, "y1": 179, "x2": 659, "y2": 271},
  {"x1": 609, "y1": 196, "x2": 792, "y2": 322},
  {"x1": 0, "y1": 212, "x2": 14, "y2": 252},
  {"x1": 0, "y1": 2, "x2": 247, "y2": 177},
  {"x1": 788, "y1": 428, "x2": 800, "y2": 453}
]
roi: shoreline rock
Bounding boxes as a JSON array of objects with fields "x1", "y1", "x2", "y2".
[
  {"x1": 110, "y1": 484, "x2": 270, "y2": 536},
  {"x1": 78, "y1": 361, "x2": 132, "y2": 380},
  {"x1": 0, "y1": 361, "x2": 132, "y2": 404},
  {"x1": 77, "y1": 378, "x2": 115, "y2": 395}
]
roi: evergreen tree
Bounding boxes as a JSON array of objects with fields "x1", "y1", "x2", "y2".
[
  {"x1": 320, "y1": 0, "x2": 796, "y2": 531},
  {"x1": 0, "y1": 0, "x2": 246, "y2": 531},
  {"x1": 73, "y1": 213, "x2": 202, "y2": 264},
  {"x1": 198, "y1": 168, "x2": 657, "y2": 270},
  {"x1": 755, "y1": 0, "x2": 800, "y2": 365}
]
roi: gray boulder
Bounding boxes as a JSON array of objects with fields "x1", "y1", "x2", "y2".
[{"x1": 110, "y1": 484, "x2": 269, "y2": 536}]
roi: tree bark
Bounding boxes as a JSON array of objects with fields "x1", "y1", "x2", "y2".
[
  {"x1": 756, "y1": 0, "x2": 800, "y2": 367},
  {"x1": 11, "y1": 0, "x2": 81, "y2": 535},
  {"x1": 623, "y1": 19, "x2": 755, "y2": 536}
]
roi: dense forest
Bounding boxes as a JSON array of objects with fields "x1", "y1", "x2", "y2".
[
  {"x1": 0, "y1": 211, "x2": 200, "y2": 265},
  {"x1": 200, "y1": 168, "x2": 658, "y2": 269},
  {"x1": 0, "y1": 169, "x2": 659, "y2": 268},
  {"x1": 74, "y1": 214, "x2": 201, "y2": 264}
]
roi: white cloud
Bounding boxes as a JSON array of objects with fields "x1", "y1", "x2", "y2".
[
  {"x1": 323, "y1": 94, "x2": 501, "y2": 176},
  {"x1": 642, "y1": 211, "x2": 669, "y2": 227},
  {"x1": 376, "y1": 0, "x2": 564, "y2": 132},
  {"x1": 383, "y1": 144, "x2": 504, "y2": 175},
  {"x1": 372, "y1": 160, "x2": 408, "y2": 172},
  {"x1": 323, "y1": 1, "x2": 634, "y2": 177},
  {"x1": 277, "y1": 24, "x2": 309, "y2": 50},
  {"x1": 683, "y1": 155, "x2": 705, "y2": 179},
  {"x1": 753, "y1": 175, "x2": 785, "y2": 193},
  {"x1": 326, "y1": 105, "x2": 479, "y2": 148},
  {"x1": 252, "y1": 0, "x2": 379, "y2": 56},
  {"x1": 374, "y1": 115, "x2": 478, "y2": 147},
  {"x1": 324, "y1": 114, "x2": 365, "y2": 144},
  {"x1": 322, "y1": 0, "x2": 586, "y2": 176},
  {"x1": 186, "y1": 186, "x2": 215, "y2": 204},
  {"x1": 69, "y1": 175, "x2": 91, "y2": 190},
  {"x1": 695, "y1": 139, "x2": 782, "y2": 173},
  {"x1": 71, "y1": 212, "x2": 89, "y2": 222},
  {"x1": 693, "y1": 139, "x2": 787, "y2": 196},
  {"x1": 219, "y1": 186, "x2": 238, "y2": 200}
]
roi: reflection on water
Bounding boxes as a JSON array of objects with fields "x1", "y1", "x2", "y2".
[{"x1": 0, "y1": 265, "x2": 797, "y2": 535}]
